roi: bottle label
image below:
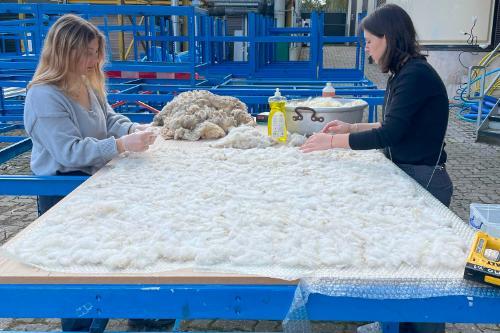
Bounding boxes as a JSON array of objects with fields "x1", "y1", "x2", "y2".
[{"x1": 271, "y1": 112, "x2": 285, "y2": 138}]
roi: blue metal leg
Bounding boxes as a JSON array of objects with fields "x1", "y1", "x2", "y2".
[
  {"x1": 0, "y1": 137, "x2": 32, "y2": 164},
  {"x1": 380, "y1": 322, "x2": 399, "y2": 333},
  {"x1": 89, "y1": 318, "x2": 109, "y2": 333},
  {"x1": 368, "y1": 105, "x2": 373, "y2": 123},
  {"x1": 171, "y1": 318, "x2": 181, "y2": 332}
]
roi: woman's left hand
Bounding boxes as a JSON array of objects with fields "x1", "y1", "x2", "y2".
[{"x1": 299, "y1": 133, "x2": 333, "y2": 153}]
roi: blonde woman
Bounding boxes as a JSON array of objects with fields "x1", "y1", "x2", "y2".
[
  {"x1": 23, "y1": 14, "x2": 162, "y2": 332},
  {"x1": 24, "y1": 14, "x2": 156, "y2": 216}
]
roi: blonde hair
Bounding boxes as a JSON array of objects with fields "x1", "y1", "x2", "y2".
[{"x1": 29, "y1": 14, "x2": 107, "y2": 104}]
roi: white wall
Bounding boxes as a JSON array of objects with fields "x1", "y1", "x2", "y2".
[{"x1": 387, "y1": 0, "x2": 495, "y2": 47}]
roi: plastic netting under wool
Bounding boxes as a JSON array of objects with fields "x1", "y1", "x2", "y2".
[{"x1": 281, "y1": 277, "x2": 500, "y2": 333}]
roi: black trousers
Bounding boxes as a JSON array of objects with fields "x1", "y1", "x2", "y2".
[
  {"x1": 396, "y1": 163, "x2": 452, "y2": 333},
  {"x1": 396, "y1": 163, "x2": 453, "y2": 207}
]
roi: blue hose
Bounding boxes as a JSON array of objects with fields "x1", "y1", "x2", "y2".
[
  {"x1": 460, "y1": 68, "x2": 500, "y2": 103},
  {"x1": 453, "y1": 69, "x2": 499, "y2": 123}
]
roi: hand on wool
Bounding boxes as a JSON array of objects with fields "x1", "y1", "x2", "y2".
[
  {"x1": 299, "y1": 133, "x2": 333, "y2": 153},
  {"x1": 134, "y1": 122, "x2": 154, "y2": 132},
  {"x1": 321, "y1": 120, "x2": 351, "y2": 134},
  {"x1": 119, "y1": 131, "x2": 157, "y2": 152}
]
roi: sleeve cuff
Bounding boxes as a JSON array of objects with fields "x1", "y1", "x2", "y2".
[
  {"x1": 115, "y1": 122, "x2": 134, "y2": 137},
  {"x1": 129, "y1": 123, "x2": 138, "y2": 134},
  {"x1": 97, "y1": 137, "x2": 119, "y2": 163},
  {"x1": 349, "y1": 130, "x2": 379, "y2": 150}
]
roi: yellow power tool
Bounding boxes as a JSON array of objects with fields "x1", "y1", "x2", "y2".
[{"x1": 464, "y1": 231, "x2": 500, "y2": 287}]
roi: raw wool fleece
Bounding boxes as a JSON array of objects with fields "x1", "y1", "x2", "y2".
[
  {"x1": 2, "y1": 139, "x2": 472, "y2": 278},
  {"x1": 153, "y1": 90, "x2": 255, "y2": 141}
]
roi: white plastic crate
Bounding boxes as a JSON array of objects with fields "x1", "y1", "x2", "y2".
[{"x1": 469, "y1": 203, "x2": 500, "y2": 237}]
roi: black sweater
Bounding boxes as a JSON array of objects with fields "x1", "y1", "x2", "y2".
[{"x1": 349, "y1": 58, "x2": 449, "y2": 166}]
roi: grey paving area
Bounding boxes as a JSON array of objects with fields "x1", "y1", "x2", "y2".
[{"x1": 0, "y1": 46, "x2": 499, "y2": 332}]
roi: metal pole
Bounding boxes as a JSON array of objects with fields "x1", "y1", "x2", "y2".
[
  {"x1": 467, "y1": 66, "x2": 486, "y2": 128},
  {"x1": 172, "y1": 0, "x2": 180, "y2": 54},
  {"x1": 117, "y1": 0, "x2": 125, "y2": 60},
  {"x1": 480, "y1": 42, "x2": 500, "y2": 67},
  {"x1": 485, "y1": 72, "x2": 500, "y2": 95}
]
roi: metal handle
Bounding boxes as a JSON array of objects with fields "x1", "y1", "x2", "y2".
[
  {"x1": 293, "y1": 107, "x2": 324, "y2": 122},
  {"x1": 466, "y1": 65, "x2": 486, "y2": 100}
]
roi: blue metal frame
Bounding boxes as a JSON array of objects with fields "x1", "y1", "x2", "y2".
[
  {"x1": 0, "y1": 283, "x2": 498, "y2": 330},
  {"x1": 0, "y1": 174, "x2": 87, "y2": 195},
  {"x1": 0, "y1": 137, "x2": 31, "y2": 164},
  {"x1": 0, "y1": 80, "x2": 383, "y2": 198}
]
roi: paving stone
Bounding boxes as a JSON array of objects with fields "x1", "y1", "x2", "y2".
[
  {"x1": 475, "y1": 323, "x2": 500, "y2": 332},
  {"x1": 210, "y1": 320, "x2": 258, "y2": 331},
  {"x1": 253, "y1": 320, "x2": 282, "y2": 332},
  {"x1": 0, "y1": 319, "x2": 14, "y2": 330},
  {"x1": 6, "y1": 323, "x2": 60, "y2": 331},
  {"x1": 311, "y1": 320, "x2": 361, "y2": 332},
  {"x1": 181, "y1": 319, "x2": 215, "y2": 331}
]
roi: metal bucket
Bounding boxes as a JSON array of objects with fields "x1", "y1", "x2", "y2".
[{"x1": 285, "y1": 98, "x2": 368, "y2": 135}]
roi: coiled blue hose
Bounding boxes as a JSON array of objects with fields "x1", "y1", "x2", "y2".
[{"x1": 453, "y1": 69, "x2": 499, "y2": 122}]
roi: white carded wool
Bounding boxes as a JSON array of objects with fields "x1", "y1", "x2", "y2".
[
  {"x1": 153, "y1": 90, "x2": 255, "y2": 141},
  {"x1": 210, "y1": 127, "x2": 307, "y2": 149},
  {"x1": 2, "y1": 141, "x2": 472, "y2": 279},
  {"x1": 287, "y1": 133, "x2": 307, "y2": 147},
  {"x1": 287, "y1": 97, "x2": 366, "y2": 108},
  {"x1": 210, "y1": 125, "x2": 273, "y2": 149}
]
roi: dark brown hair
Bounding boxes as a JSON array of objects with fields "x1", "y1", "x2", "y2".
[{"x1": 359, "y1": 4, "x2": 426, "y2": 73}]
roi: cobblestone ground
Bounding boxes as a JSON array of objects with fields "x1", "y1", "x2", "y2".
[{"x1": 0, "y1": 47, "x2": 499, "y2": 332}]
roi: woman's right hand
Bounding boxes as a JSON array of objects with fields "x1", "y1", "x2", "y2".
[
  {"x1": 117, "y1": 131, "x2": 157, "y2": 153},
  {"x1": 321, "y1": 120, "x2": 352, "y2": 134}
]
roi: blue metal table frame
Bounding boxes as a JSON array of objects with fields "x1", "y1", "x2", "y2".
[{"x1": 0, "y1": 281, "x2": 499, "y2": 333}]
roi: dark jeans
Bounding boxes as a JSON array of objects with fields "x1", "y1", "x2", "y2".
[
  {"x1": 396, "y1": 163, "x2": 451, "y2": 333},
  {"x1": 399, "y1": 322, "x2": 445, "y2": 333},
  {"x1": 37, "y1": 195, "x2": 64, "y2": 216},
  {"x1": 396, "y1": 163, "x2": 453, "y2": 207},
  {"x1": 61, "y1": 319, "x2": 109, "y2": 333}
]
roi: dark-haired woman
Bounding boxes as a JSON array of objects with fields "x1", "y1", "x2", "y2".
[{"x1": 300, "y1": 4, "x2": 452, "y2": 209}]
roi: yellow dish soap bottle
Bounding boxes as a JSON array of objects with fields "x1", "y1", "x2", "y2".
[{"x1": 267, "y1": 88, "x2": 287, "y2": 143}]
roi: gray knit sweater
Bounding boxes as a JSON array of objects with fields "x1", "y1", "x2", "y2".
[{"x1": 24, "y1": 84, "x2": 136, "y2": 175}]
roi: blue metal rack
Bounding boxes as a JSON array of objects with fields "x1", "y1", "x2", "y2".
[
  {"x1": 0, "y1": 3, "x2": 366, "y2": 83},
  {"x1": 0, "y1": 4, "x2": 374, "y2": 123},
  {"x1": 0, "y1": 81, "x2": 384, "y2": 198}
]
